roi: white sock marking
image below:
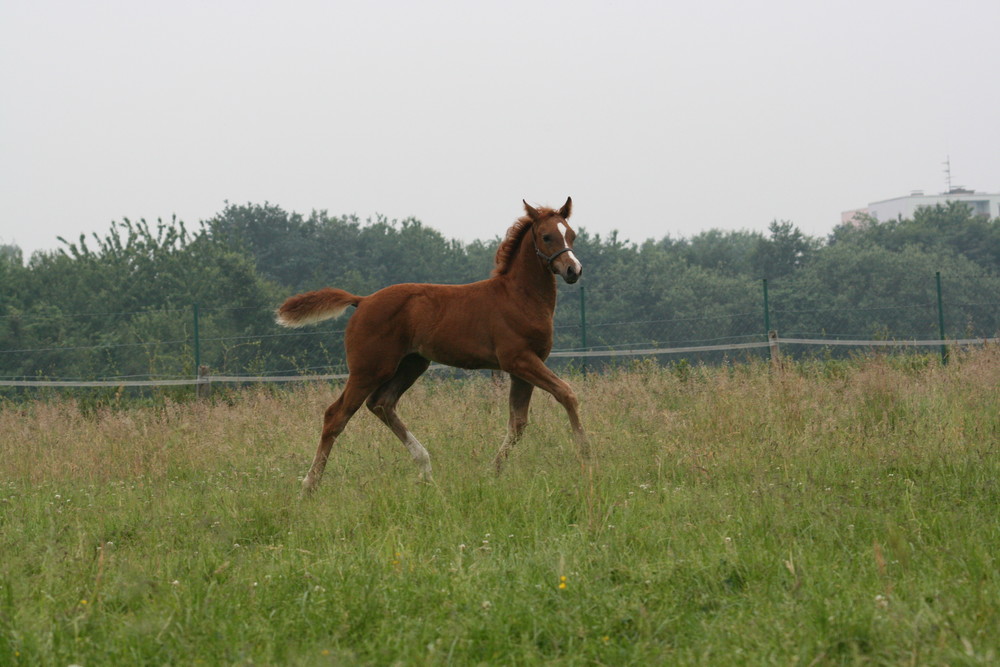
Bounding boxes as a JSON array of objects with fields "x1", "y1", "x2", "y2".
[{"x1": 404, "y1": 431, "x2": 432, "y2": 475}]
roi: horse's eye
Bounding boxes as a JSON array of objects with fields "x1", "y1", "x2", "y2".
[{"x1": 542, "y1": 235, "x2": 552, "y2": 243}]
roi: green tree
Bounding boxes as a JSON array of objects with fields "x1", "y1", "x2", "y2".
[
  {"x1": 751, "y1": 220, "x2": 819, "y2": 279},
  {"x1": 553, "y1": 232, "x2": 760, "y2": 354},
  {"x1": 3, "y1": 217, "x2": 279, "y2": 380},
  {"x1": 681, "y1": 229, "x2": 763, "y2": 277},
  {"x1": 207, "y1": 203, "x2": 363, "y2": 292},
  {"x1": 830, "y1": 203, "x2": 1000, "y2": 273},
  {"x1": 770, "y1": 242, "x2": 1000, "y2": 340},
  {"x1": 207, "y1": 203, "x2": 487, "y2": 295}
]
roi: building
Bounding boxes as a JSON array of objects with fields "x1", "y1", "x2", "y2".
[{"x1": 843, "y1": 188, "x2": 1000, "y2": 225}]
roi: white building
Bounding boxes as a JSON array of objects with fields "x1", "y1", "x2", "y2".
[{"x1": 843, "y1": 188, "x2": 1000, "y2": 225}]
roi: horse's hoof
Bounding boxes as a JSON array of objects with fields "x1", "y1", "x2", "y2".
[{"x1": 301, "y1": 477, "x2": 319, "y2": 497}]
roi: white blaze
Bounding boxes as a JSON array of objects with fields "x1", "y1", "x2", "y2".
[
  {"x1": 556, "y1": 222, "x2": 582, "y2": 273},
  {"x1": 565, "y1": 250, "x2": 582, "y2": 274}
]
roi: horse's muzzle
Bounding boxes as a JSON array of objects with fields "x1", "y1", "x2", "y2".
[{"x1": 562, "y1": 263, "x2": 581, "y2": 284}]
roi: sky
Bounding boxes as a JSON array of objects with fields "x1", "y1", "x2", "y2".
[{"x1": 2, "y1": 0, "x2": 999, "y2": 258}]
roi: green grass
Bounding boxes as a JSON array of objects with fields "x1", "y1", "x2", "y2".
[{"x1": 1, "y1": 349, "x2": 999, "y2": 665}]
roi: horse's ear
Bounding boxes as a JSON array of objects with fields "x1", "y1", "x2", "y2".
[
  {"x1": 523, "y1": 200, "x2": 540, "y2": 220},
  {"x1": 559, "y1": 197, "x2": 572, "y2": 219}
]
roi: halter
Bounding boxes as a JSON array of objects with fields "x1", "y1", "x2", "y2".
[{"x1": 535, "y1": 244, "x2": 573, "y2": 267}]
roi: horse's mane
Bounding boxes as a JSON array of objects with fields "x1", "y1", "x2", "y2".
[
  {"x1": 492, "y1": 216, "x2": 531, "y2": 277},
  {"x1": 492, "y1": 207, "x2": 557, "y2": 277}
]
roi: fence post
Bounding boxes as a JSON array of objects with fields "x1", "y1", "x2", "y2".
[
  {"x1": 197, "y1": 365, "x2": 211, "y2": 400},
  {"x1": 579, "y1": 284, "x2": 587, "y2": 375},
  {"x1": 768, "y1": 329, "x2": 782, "y2": 369},
  {"x1": 193, "y1": 302, "x2": 202, "y2": 386},
  {"x1": 762, "y1": 279, "x2": 772, "y2": 362},
  {"x1": 935, "y1": 272, "x2": 948, "y2": 365}
]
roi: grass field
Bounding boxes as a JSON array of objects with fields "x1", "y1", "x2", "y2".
[{"x1": 1, "y1": 348, "x2": 998, "y2": 665}]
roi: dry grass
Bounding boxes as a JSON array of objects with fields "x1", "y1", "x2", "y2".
[{"x1": 3, "y1": 346, "x2": 996, "y2": 488}]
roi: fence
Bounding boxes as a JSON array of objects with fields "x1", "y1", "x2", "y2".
[{"x1": 1, "y1": 274, "x2": 998, "y2": 390}]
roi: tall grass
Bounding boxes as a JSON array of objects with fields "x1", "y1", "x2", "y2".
[{"x1": 1, "y1": 348, "x2": 998, "y2": 665}]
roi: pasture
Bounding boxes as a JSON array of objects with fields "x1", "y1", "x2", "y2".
[{"x1": 1, "y1": 349, "x2": 998, "y2": 665}]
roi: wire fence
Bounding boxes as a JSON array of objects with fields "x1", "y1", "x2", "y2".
[{"x1": 1, "y1": 276, "x2": 998, "y2": 390}]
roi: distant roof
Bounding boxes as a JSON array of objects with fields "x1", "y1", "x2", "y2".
[{"x1": 869, "y1": 189, "x2": 1000, "y2": 206}]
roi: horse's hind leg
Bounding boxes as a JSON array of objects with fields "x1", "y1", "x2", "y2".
[
  {"x1": 302, "y1": 375, "x2": 383, "y2": 494},
  {"x1": 493, "y1": 375, "x2": 534, "y2": 474},
  {"x1": 366, "y1": 354, "x2": 433, "y2": 482}
]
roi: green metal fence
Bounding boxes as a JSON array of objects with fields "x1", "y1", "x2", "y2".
[{"x1": 2, "y1": 276, "x2": 998, "y2": 389}]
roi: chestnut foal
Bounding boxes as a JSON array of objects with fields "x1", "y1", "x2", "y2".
[{"x1": 276, "y1": 198, "x2": 586, "y2": 493}]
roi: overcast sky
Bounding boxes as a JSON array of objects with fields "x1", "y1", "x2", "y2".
[{"x1": 2, "y1": 0, "x2": 998, "y2": 258}]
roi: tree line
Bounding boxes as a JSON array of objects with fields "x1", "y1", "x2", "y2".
[{"x1": 2, "y1": 200, "x2": 999, "y2": 383}]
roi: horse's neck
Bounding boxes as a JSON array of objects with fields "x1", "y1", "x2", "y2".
[{"x1": 507, "y1": 234, "x2": 558, "y2": 310}]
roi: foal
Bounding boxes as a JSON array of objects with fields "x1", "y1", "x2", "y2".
[{"x1": 276, "y1": 198, "x2": 586, "y2": 492}]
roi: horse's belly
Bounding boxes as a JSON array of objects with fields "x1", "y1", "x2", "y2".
[{"x1": 416, "y1": 342, "x2": 499, "y2": 370}]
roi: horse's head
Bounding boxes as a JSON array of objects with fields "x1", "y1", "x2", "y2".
[{"x1": 523, "y1": 197, "x2": 583, "y2": 284}]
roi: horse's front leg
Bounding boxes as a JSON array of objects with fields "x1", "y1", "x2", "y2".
[
  {"x1": 493, "y1": 375, "x2": 534, "y2": 474},
  {"x1": 502, "y1": 355, "x2": 588, "y2": 462}
]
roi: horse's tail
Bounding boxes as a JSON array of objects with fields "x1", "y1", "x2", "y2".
[{"x1": 275, "y1": 288, "x2": 363, "y2": 328}]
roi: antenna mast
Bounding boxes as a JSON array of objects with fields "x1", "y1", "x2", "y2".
[{"x1": 943, "y1": 155, "x2": 952, "y2": 193}]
